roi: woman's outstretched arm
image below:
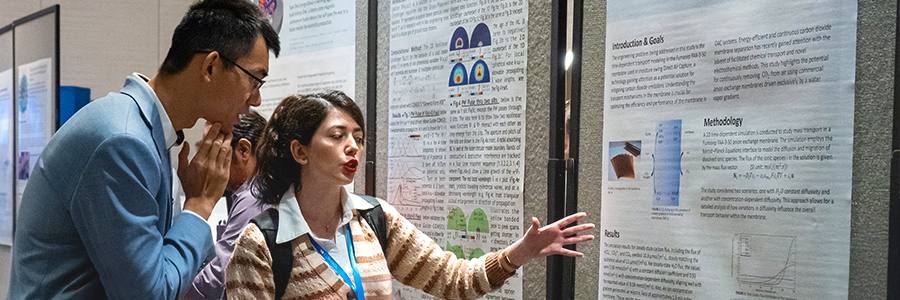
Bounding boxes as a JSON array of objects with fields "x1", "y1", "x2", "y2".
[{"x1": 501, "y1": 213, "x2": 594, "y2": 271}]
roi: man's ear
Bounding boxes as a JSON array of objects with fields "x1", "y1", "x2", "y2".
[
  {"x1": 236, "y1": 138, "x2": 253, "y2": 161},
  {"x1": 290, "y1": 140, "x2": 308, "y2": 165},
  {"x1": 199, "y1": 51, "x2": 220, "y2": 83}
]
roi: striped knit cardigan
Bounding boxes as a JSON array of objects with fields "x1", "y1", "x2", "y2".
[{"x1": 225, "y1": 198, "x2": 515, "y2": 300}]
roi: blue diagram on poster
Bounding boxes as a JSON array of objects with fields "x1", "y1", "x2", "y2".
[
  {"x1": 469, "y1": 60, "x2": 490, "y2": 84},
  {"x1": 470, "y1": 23, "x2": 492, "y2": 48},
  {"x1": 449, "y1": 63, "x2": 468, "y2": 98},
  {"x1": 468, "y1": 60, "x2": 490, "y2": 95},
  {"x1": 449, "y1": 63, "x2": 468, "y2": 86},
  {"x1": 450, "y1": 27, "x2": 469, "y2": 51},
  {"x1": 652, "y1": 119, "x2": 682, "y2": 206}
]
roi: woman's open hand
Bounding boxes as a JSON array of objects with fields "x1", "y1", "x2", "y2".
[{"x1": 505, "y1": 212, "x2": 594, "y2": 267}]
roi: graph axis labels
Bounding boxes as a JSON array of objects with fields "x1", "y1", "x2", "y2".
[{"x1": 732, "y1": 233, "x2": 798, "y2": 292}]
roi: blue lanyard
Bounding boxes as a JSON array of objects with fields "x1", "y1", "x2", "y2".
[{"x1": 309, "y1": 224, "x2": 365, "y2": 300}]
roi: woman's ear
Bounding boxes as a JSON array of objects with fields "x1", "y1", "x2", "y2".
[{"x1": 290, "y1": 140, "x2": 308, "y2": 165}]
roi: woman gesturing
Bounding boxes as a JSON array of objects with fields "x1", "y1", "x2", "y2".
[{"x1": 225, "y1": 91, "x2": 593, "y2": 300}]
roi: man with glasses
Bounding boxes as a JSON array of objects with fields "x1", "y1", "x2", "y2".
[
  {"x1": 197, "y1": 51, "x2": 267, "y2": 90},
  {"x1": 8, "y1": 0, "x2": 279, "y2": 299}
]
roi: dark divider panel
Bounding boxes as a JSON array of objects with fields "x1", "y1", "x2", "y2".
[
  {"x1": 547, "y1": 0, "x2": 574, "y2": 299},
  {"x1": 366, "y1": 0, "x2": 377, "y2": 197},
  {"x1": 563, "y1": 0, "x2": 583, "y2": 296}
]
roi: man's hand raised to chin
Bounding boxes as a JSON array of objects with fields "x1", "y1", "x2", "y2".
[{"x1": 179, "y1": 123, "x2": 233, "y2": 220}]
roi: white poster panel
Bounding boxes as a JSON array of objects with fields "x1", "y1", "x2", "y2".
[
  {"x1": 0, "y1": 68, "x2": 13, "y2": 245},
  {"x1": 599, "y1": 1, "x2": 856, "y2": 299},
  {"x1": 254, "y1": 0, "x2": 355, "y2": 191},
  {"x1": 16, "y1": 58, "x2": 53, "y2": 214},
  {"x1": 256, "y1": 0, "x2": 356, "y2": 118},
  {"x1": 388, "y1": 1, "x2": 528, "y2": 299}
]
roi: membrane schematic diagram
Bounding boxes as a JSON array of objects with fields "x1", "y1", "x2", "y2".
[
  {"x1": 607, "y1": 121, "x2": 686, "y2": 208},
  {"x1": 653, "y1": 119, "x2": 683, "y2": 206}
]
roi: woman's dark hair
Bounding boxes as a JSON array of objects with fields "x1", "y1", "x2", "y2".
[
  {"x1": 253, "y1": 91, "x2": 365, "y2": 204},
  {"x1": 158, "y1": 0, "x2": 280, "y2": 76}
]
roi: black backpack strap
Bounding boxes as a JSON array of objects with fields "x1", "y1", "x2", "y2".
[
  {"x1": 357, "y1": 195, "x2": 388, "y2": 252},
  {"x1": 250, "y1": 208, "x2": 292, "y2": 300}
]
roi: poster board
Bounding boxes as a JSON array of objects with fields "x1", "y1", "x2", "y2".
[
  {"x1": 0, "y1": 25, "x2": 13, "y2": 246},
  {"x1": 254, "y1": 0, "x2": 357, "y2": 192},
  {"x1": 386, "y1": 0, "x2": 530, "y2": 299},
  {"x1": 256, "y1": 0, "x2": 357, "y2": 118},
  {"x1": 596, "y1": 1, "x2": 857, "y2": 299},
  {"x1": 12, "y1": 6, "x2": 58, "y2": 219}
]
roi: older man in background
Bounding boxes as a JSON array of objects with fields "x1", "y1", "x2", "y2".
[{"x1": 183, "y1": 111, "x2": 272, "y2": 300}]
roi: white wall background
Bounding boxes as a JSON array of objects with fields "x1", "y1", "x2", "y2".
[{"x1": 0, "y1": 0, "x2": 199, "y2": 297}]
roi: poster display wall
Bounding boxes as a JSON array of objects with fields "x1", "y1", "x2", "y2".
[
  {"x1": 0, "y1": 68, "x2": 12, "y2": 245},
  {"x1": 256, "y1": 0, "x2": 356, "y2": 118},
  {"x1": 388, "y1": 0, "x2": 528, "y2": 299},
  {"x1": 15, "y1": 58, "x2": 53, "y2": 215},
  {"x1": 598, "y1": 1, "x2": 856, "y2": 299}
]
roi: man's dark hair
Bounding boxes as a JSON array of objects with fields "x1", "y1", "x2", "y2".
[
  {"x1": 159, "y1": 0, "x2": 280, "y2": 76},
  {"x1": 231, "y1": 110, "x2": 267, "y2": 151}
]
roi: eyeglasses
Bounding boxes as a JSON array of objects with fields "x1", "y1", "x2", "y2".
[{"x1": 196, "y1": 51, "x2": 265, "y2": 90}]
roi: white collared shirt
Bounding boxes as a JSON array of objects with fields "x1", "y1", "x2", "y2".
[
  {"x1": 132, "y1": 73, "x2": 179, "y2": 149},
  {"x1": 132, "y1": 73, "x2": 203, "y2": 221},
  {"x1": 276, "y1": 186, "x2": 375, "y2": 275}
]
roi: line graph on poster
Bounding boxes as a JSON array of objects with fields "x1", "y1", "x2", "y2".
[
  {"x1": 387, "y1": 159, "x2": 425, "y2": 210},
  {"x1": 388, "y1": 135, "x2": 424, "y2": 158},
  {"x1": 732, "y1": 233, "x2": 798, "y2": 292}
]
